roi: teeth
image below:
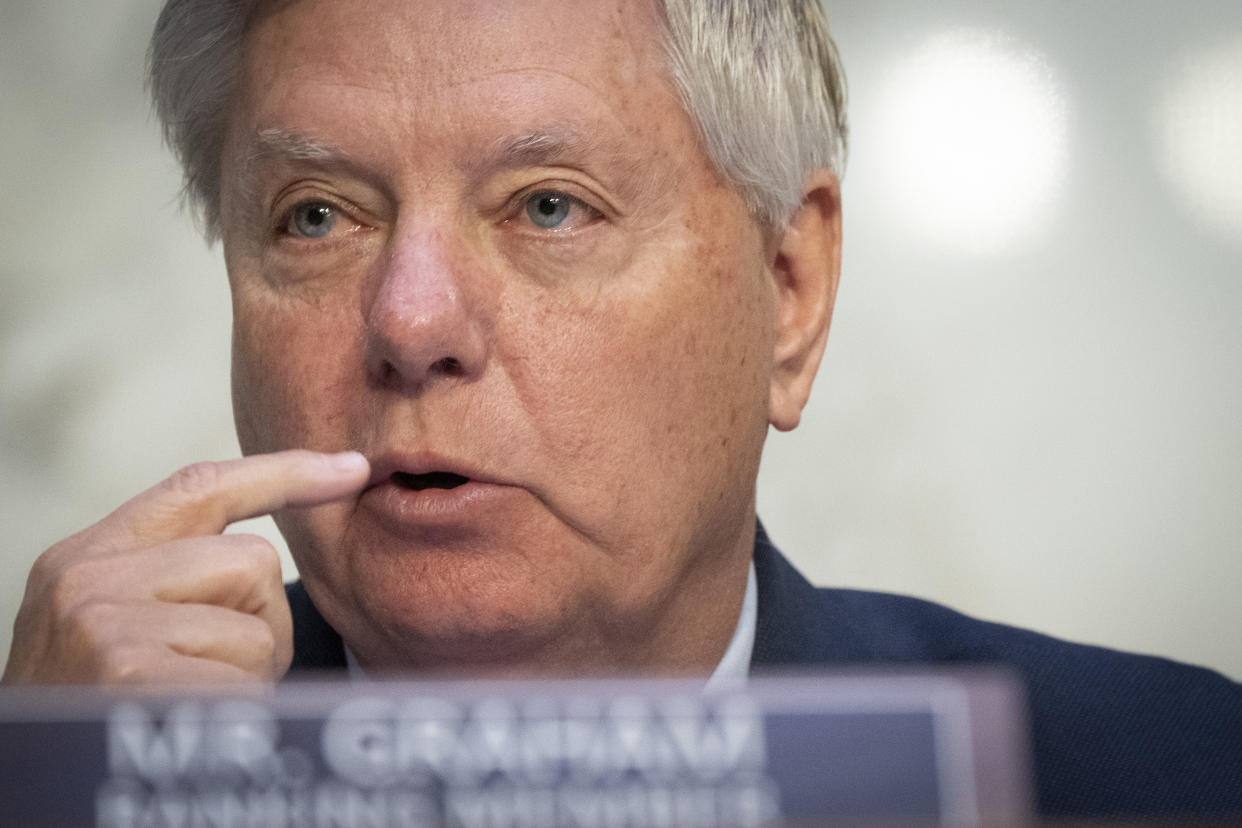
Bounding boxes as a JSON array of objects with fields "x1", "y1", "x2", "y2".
[{"x1": 393, "y1": 471, "x2": 469, "y2": 491}]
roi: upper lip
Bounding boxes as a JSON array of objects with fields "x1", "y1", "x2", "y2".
[{"x1": 365, "y1": 450, "x2": 499, "y2": 489}]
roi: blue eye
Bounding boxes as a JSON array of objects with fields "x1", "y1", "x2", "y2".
[
  {"x1": 288, "y1": 202, "x2": 336, "y2": 238},
  {"x1": 525, "y1": 191, "x2": 572, "y2": 229}
]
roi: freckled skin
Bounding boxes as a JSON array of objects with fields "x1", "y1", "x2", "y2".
[{"x1": 220, "y1": 0, "x2": 790, "y2": 675}]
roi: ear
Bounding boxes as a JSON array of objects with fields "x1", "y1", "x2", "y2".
[{"x1": 768, "y1": 170, "x2": 842, "y2": 432}]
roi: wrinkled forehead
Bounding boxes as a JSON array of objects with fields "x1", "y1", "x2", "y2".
[
  {"x1": 236, "y1": 0, "x2": 670, "y2": 113},
  {"x1": 228, "y1": 0, "x2": 687, "y2": 162}
]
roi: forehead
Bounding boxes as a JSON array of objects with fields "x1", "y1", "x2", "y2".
[
  {"x1": 233, "y1": 0, "x2": 686, "y2": 172},
  {"x1": 246, "y1": 0, "x2": 659, "y2": 83}
]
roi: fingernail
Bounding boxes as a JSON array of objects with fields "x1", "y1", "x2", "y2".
[{"x1": 328, "y1": 451, "x2": 368, "y2": 473}]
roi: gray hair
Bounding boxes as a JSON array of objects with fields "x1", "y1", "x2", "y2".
[{"x1": 148, "y1": 0, "x2": 847, "y2": 242}]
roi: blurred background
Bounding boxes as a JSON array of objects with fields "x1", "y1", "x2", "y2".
[{"x1": 2, "y1": 1, "x2": 1239, "y2": 678}]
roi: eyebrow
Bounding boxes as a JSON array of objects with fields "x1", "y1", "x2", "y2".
[
  {"x1": 230, "y1": 123, "x2": 646, "y2": 222},
  {"x1": 247, "y1": 127, "x2": 348, "y2": 164},
  {"x1": 234, "y1": 127, "x2": 368, "y2": 200},
  {"x1": 244, "y1": 124, "x2": 601, "y2": 177},
  {"x1": 482, "y1": 125, "x2": 601, "y2": 170},
  {"x1": 234, "y1": 126, "x2": 594, "y2": 195},
  {"x1": 472, "y1": 124, "x2": 651, "y2": 205}
]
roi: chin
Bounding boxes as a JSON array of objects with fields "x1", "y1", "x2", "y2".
[{"x1": 332, "y1": 551, "x2": 585, "y2": 673}]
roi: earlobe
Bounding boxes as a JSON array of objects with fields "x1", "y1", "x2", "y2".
[{"x1": 768, "y1": 170, "x2": 842, "y2": 432}]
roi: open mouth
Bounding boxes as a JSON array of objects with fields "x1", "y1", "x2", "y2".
[{"x1": 392, "y1": 471, "x2": 470, "y2": 491}]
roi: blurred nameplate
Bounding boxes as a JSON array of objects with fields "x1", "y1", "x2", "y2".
[{"x1": 0, "y1": 670, "x2": 1030, "y2": 827}]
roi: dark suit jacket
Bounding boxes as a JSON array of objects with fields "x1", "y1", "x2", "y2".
[{"x1": 285, "y1": 523, "x2": 1242, "y2": 819}]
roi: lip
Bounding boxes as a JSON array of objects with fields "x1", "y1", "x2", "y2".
[
  {"x1": 359, "y1": 450, "x2": 518, "y2": 534},
  {"x1": 365, "y1": 450, "x2": 499, "y2": 488}
]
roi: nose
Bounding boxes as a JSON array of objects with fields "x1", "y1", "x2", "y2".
[{"x1": 364, "y1": 223, "x2": 490, "y2": 393}]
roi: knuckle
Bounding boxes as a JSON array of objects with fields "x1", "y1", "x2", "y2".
[
  {"x1": 229, "y1": 534, "x2": 281, "y2": 580},
  {"x1": 98, "y1": 642, "x2": 158, "y2": 685},
  {"x1": 27, "y1": 546, "x2": 59, "y2": 585},
  {"x1": 28, "y1": 538, "x2": 88, "y2": 597},
  {"x1": 248, "y1": 618, "x2": 278, "y2": 660},
  {"x1": 64, "y1": 600, "x2": 125, "y2": 647},
  {"x1": 163, "y1": 461, "x2": 223, "y2": 502},
  {"x1": 45, "y1": 558, "x2": 102, "y2": 616}
]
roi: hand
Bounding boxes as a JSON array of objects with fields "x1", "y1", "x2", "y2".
[{"x1": 2, "y1": 450, "x2": 369, "y2": 687}]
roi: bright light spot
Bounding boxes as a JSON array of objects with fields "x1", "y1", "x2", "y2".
[
  {"x1": 874, "y1": 29, "x2": 1069, "y2": 255},
  {"x1": 1154, "y1": 35, "x2": 1242, "y2": 250}
]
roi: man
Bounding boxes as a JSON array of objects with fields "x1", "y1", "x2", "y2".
[{"x1": 3, "y1": 0, "x2": 1240, "y2": 819}]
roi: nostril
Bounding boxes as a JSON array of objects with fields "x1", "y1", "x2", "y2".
[
  {"x1": 430, "y1": 356, "x2": 462, "y2": 375},
  {"x1": 393, "y1": 471, "x2": 469, "y2": 491}
]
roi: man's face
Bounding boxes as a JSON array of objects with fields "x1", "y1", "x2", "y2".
[{"x1": 220, "y1": 0, "x2": 781, "y2": 673}]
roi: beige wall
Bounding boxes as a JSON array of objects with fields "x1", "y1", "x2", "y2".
[{"x1": 2, "y1": 1, "x2": 1240, "y2": 679}]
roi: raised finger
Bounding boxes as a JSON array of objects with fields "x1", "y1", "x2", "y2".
[{"x1": 102, "y1": 449, "x2": 368, "y2": 549}]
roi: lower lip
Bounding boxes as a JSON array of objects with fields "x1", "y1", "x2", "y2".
[{"x1": 359, "y1": 480, "x2": 517, "y2": 534}]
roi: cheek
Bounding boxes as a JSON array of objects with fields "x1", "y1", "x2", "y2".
[
  {"x1": 511, "y1": 231, "x2": 774, "y2": 519},
  {"x1": 230, "y1": 290, "x2": 364, "y2": 455},
  {"x1": 644, "y1": 266, "x2": 772, "y2": 465}
]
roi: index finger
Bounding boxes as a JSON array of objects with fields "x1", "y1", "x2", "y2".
[{"x1": 103, "y1": 450, "x2": 370, "y2": 548}]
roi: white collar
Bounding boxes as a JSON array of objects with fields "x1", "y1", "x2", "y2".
[
  {"x1": 344, "y1": 559, "x2": 758, "y2": 683},
  {"x1": 703, "y1": 558, "x2": 758, "y2": 689}
]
